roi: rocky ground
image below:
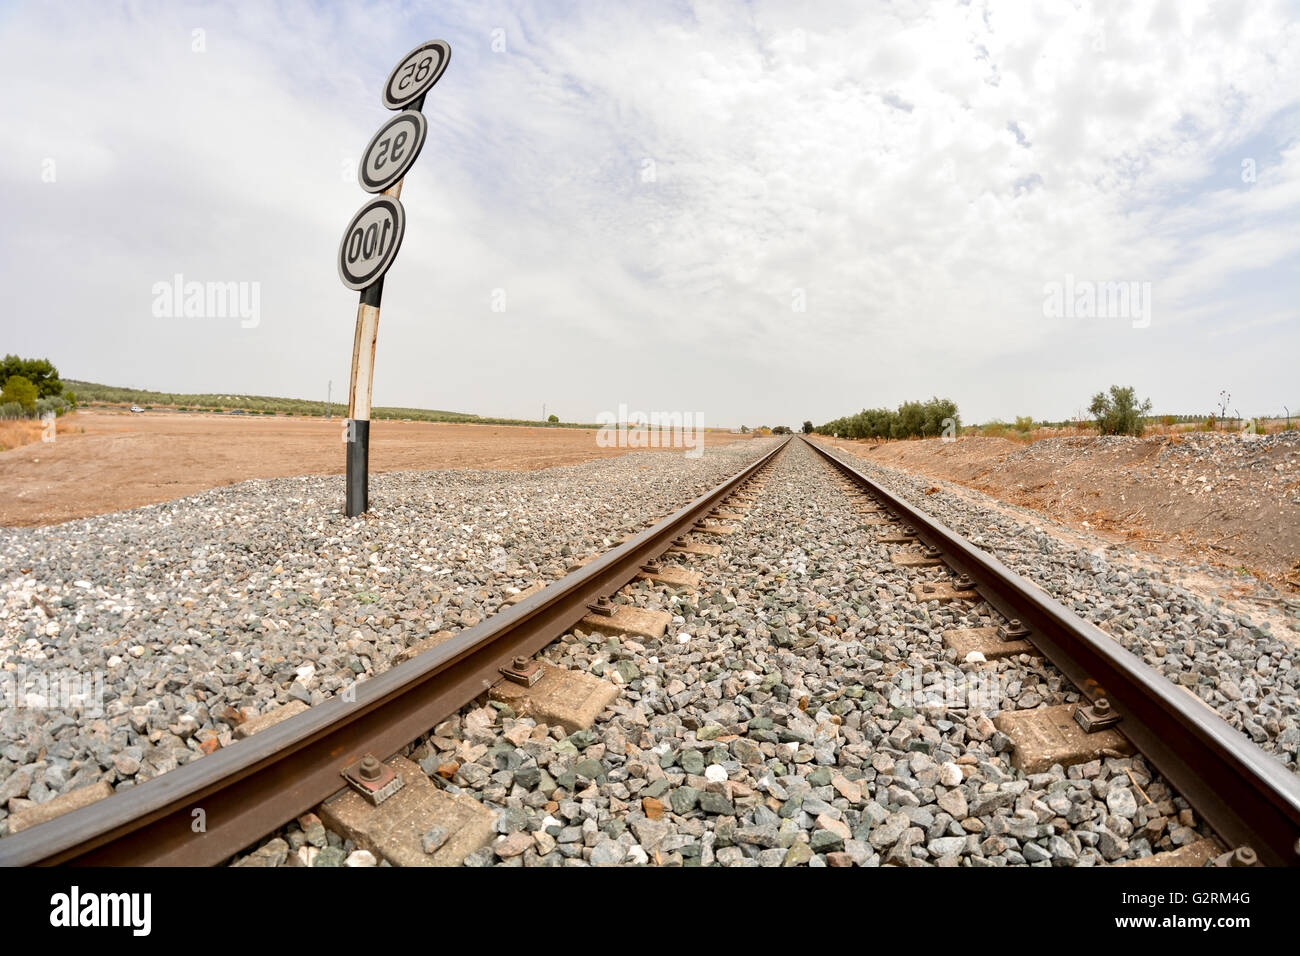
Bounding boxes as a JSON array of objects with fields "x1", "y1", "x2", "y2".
[
  {"x1": 254, "y1": 438, "x2": 1264, "y2": 867},
  {"x1": 413, "y1": 439, "x2": 1220, "y2": 867},
  {"x1": 0, "y1": 439, "x2": 776, "y2": 830},
  {"x1": 6, "y1": 435, "x2": 1295, "y2": 866}
]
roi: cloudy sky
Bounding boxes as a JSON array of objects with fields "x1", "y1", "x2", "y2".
[{"x1": 2, "y1": 0, "x2": 1297, "y2": 428}]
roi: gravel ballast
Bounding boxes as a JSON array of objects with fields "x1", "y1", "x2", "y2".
[
  {"x1": 4, "y1": 435, "x2": 1293, "y2": 865},
  {"x1": 362, "y1": 439, "x2": 1240, "y2": 867},
  {"x1": 0, "y1": 439, "x2": 777, "y2": 830}
]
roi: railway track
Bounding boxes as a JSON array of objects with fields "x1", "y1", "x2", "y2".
[
  {"x1": 803, "y1": 437, "x2": 1300, "y2": 867},
  {"x1": 2, "y1": 435, "x2": 1297, "y2": 867}
]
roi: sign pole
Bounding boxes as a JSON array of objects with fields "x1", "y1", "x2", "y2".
[
  {"x1": 339, "y1": 38, "x2": 449, "y2": 517},
  {"x1": 343, "y1": 92, "x2": 427, "y2": 517},
  {"x1": 345, "y1": 276, "x2": 383, "y2": 516}
]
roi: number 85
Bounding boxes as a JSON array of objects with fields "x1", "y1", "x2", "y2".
[{"x1": 399, "y1": 55, "x2": 434, "y2": 89}]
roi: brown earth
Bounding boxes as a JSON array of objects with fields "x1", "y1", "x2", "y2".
[
  {"x1": 819, "y1": 433, "x2": 1300, "y2": 590},
  {"x1": 0, "y1": 410, "x2": 751, "y2": 527}
]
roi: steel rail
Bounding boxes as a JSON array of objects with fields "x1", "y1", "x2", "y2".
[
  {"x1": 803, "y1": 435, "x2": 1300, "y2": 866},
  {"x1": 0, "y1": 438, "x2": 791, "y2": 866}
]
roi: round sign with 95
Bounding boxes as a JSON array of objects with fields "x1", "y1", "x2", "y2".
[
  {"x1": 337, "y1": 196, "x2": 406, "y2": 291},
  {"x1": 358, "y1": 110, "x2": 427, "y2": 193}
]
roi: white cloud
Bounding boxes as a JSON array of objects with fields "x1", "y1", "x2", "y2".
[{"x1": 1, "y1": 0, "x2": 1296, "y2": 427}]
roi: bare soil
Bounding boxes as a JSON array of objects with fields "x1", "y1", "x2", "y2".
[
  {"x1": 0, "y1": 411, "x2": 750, "y2": 527},
  {"x1": 821, "y1": 433, "x2": 1300, "y2": 589}
]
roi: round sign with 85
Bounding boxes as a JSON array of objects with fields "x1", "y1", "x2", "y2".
[
  {"x1": 381, "y1": 39, "x2": 451, "y2": 110},
  {"x1": 359, "y1": 110, "x2": 427, "y2": 193},
  {"x1": 338, "y1": 196, "x2": 406, "y2": 291}
]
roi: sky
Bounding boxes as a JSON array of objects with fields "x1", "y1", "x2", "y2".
[{"x1": 1, "y1": 0, "x2": 1297, "y2": 429}]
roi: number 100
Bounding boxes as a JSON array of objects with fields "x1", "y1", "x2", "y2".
[{"x1": 346, "y1": 218, "x2": 393, "y2": 264}]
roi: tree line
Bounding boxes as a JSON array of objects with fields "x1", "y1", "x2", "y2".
[{"x1": 814, "y1": 397, "x2": 960, "y2": 440}]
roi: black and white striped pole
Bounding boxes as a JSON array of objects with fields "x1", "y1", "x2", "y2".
[{"x1": 338, "y1": 40, "x2": 451, "y2": 517}]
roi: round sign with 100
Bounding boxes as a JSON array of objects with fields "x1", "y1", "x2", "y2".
[{"x1": 338, "y1": 195, "x2": 406, "y2": 291}]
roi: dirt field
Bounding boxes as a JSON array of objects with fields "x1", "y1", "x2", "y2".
[
  {"x1": 0, "y1": 411, "x2": 751, "y2": 527},
  {"x1": 820, "y1": 433, "x2": 1300, "y2": 589}
]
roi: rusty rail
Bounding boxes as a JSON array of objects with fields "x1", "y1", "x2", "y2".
[
  {"x1": 804, "y1": 435, "x2": 1300, "y2": 866},
  {"x1": 0, "y1": 438, "x2": 790, "y2": 866}
]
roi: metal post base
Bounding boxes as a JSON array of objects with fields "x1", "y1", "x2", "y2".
[{"x1": 345, "y1": 418, "x2": 370, "y2": 516}]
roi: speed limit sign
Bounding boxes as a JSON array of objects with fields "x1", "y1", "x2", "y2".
[
  {"x1": 358, "y1": 110, "x2": 427, "y2": 193},
  {"x1": 342, "y1": 39, "x2": 452, "y2": 518},
  {"x1": 381, "y1": 39, "x2": 451, "y2": 110},
  {"x1": 337, "y1": 195, "x2": 405, "y2": 291}
]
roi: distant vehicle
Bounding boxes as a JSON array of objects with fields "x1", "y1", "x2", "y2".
[{"x1": 130, "y1": 405, "x2": 143, "y2": 413}]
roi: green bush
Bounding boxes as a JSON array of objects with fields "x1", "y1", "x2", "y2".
[
  {"x1": 1088, "y1": 385, "x2": 1152, "y2": 436},
  {"x1": 1014, "y1": 416, "x2": 1034, "y2": 432},
  {"x1": 35, "y1": 396, "x2": 69, "y2": 418},
  {"x1": 0, "y1": 375, "x2": 38, "y2": 414},
  {"x1": 0, "y1": 401, "x2": 24, "y2": 419}
]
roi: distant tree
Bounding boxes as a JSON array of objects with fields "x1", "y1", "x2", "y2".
[
  {"x1": 1088, "y1": 385, "x2": 1152, "y2": 436},
  {"x1": 802, "y1": 420, "x2": 814, "y2": 434},
  {"x1": 739, "y1": 425, "x2": 750, "y2": 433},
  {"x1": 547, "y1": 413, "x2": 559, "y2": 424},
  {"x1": 922, "y1": 397, "x2": 959, "y2": 436},
  {"x1": 0, "y1": 375, "x2": 39, "y2": 414},
  {"x1": 772, "y1": 425, "x2": 792, "y2": 435},
  {"x1": 0, "y1": 355, "x2": 61, "y2": 398},
  {"x1": 896, "y1": 400, "x2": 924, "y2": 437}
]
